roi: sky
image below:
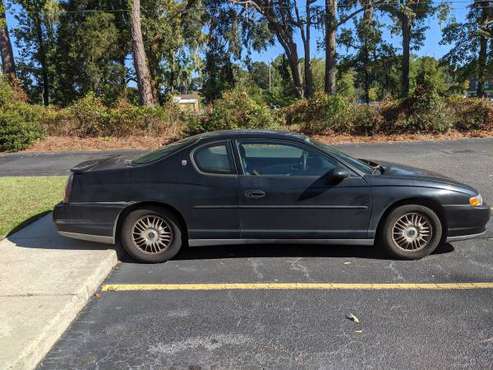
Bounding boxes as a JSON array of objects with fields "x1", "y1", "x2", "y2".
[{"x1": 4, "y1": 1, "x2": 470, "y2": 65}]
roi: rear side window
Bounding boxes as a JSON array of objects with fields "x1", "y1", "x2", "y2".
[
  {"x1": 194, "y1": 143, "x2": 234, "y2": 174},
  {"x1": 132, "y1": 137, "x2": 195, "y2": 165}
]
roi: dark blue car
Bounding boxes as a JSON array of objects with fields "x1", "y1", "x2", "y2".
[{"x1": 54, "y1": 130, "x2": 490, "y2": 263}]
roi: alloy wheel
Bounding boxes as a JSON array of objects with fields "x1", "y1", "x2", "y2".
[
  {"x1": 131, "y1": 215, "x2": 174, "y2": 254},
  {"x1": 391, "y1": 212, "x2": 433, "y2": 251}
]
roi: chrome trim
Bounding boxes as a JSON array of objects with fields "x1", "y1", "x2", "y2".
[
  {"x1": 446, "y1": 230, "x2": 487, "y2": 242},
  {"x1": 188, "y1": 238, "x2": 374, "y2": 247},
  {"x1": 68, "y1": 201, "x2": 131, "y2": 206},
  {"x1": 193, "y1": 205, "x2": 368, "y2": 209},
  {"x1": 58, "y1": 231, "x2": 114, "y2": 244}
]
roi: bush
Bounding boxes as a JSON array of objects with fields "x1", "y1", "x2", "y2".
[
  {"x1": 446, "y1": 96, "x2": 493, "y2": 131},
  {"x1": 186, "y1": 88, "x2": 281, "y2": 135},
  {"x1": 42, "y1": 93, "x2": 186, "y2": 138},
  {"x1": 284, "y1": 93, "x2": 381, "y2": 135},
  {"x1": 0, "y1": 111, "x2": 43, "y2": 152},
  {"x1": 0, "y1": 77, "x2": 45, "y2": 151}
]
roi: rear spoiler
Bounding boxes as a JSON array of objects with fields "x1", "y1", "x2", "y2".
[{"x1": 70, "y1": 155, "x2": 120, "y2": 173}]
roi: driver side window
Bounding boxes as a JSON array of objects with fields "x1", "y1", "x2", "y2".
[{"x1": 238, "y1": 141, "x2": 337, "y2": 176}]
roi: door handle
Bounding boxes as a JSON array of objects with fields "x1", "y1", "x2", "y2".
[{"x1": 244, "y1": 190, "x2": 266, "y2": 199}]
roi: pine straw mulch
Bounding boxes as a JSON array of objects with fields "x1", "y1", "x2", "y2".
[{"x1": 21, "y1": 129, "x2": 493, "y2": 153}]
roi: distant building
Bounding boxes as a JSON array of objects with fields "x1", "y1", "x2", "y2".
[
  {"x1": 172, "y1": 93, "x2": 200, "y2": 112},
  {"x1": 466, "y1": 79, "x2": 493, "y2": 98}
]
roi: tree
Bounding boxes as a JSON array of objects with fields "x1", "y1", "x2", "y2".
[
  {"x1": 0, "y1": 0, "x2": 16, "y2": 82},
  {"x1": 324, "y1": 0, "x2": 337, "y2": 94},
  {"x1": 379, "y1": 0, "x2": 437, "y2": 97},
  {"x1": 130, "y1": 0, "x2": 156, "y2": 105},
  {"x1": 441, "y1": 1, "x2": 493, "y2": 97},
  {"x1": 52, "y1": 0, "x2": 129, "y2": 105},
  {"x1": 323, "y1": 0, "x2": 390, "y2": 95},
  {"x1": 14, "y1": 0, "x2": 59, "y2": 105},
  {"x1": 339, "y1": 0, "x2": 386, "y2": 102},
  {"x1": 141, "y1": 0, "x2": 204, "y2": 101},
  {"x1": 294, "y1": 0, "x2": 318, "y2": 97},
  {"x1": 231, "y1": 0, "x2": 305, "y2": 97}
]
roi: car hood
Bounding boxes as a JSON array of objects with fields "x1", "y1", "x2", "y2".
[{"x1": 370, "y1": 160, "x2": 478, "y2": 194}]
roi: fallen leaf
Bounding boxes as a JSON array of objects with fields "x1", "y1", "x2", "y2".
[{"x1": 346, "y1": 313, "x2": 360, "y2": 324}]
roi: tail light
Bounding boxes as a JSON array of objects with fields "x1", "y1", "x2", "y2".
[{"x1": 64, "y1": 174, "x2": 74, "y2": 204}]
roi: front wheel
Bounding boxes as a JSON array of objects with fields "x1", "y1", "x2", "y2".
[
  {"x1": 120, "y1": 207, "x2": 183, "y2": 263},
  {"x1": 379, "y1": 204, "x2": 443, "y2": 260}
]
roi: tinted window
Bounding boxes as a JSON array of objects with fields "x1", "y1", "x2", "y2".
[
  {"x1": 194, "y1": 143, "x2": 233, "y2": 174},
  {"x1": 238, "y1": 142, "x2": 337, "y2": 176}
]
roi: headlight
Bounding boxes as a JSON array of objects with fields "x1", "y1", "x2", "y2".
[{"x1": 469, "y1": 194, "x2": 483, "y2": 207}]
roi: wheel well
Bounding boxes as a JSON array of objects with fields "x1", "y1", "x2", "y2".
[
  {"x1": 114, "y1": 202, "x2": 188, "y2": 243},
  {"x1": 375, "y1": 197, "x2": 447, "y2": 241}
]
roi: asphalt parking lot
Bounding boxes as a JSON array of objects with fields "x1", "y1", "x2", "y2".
[{"x1": 28, "y1": 138, "x2": 493, "y2": 369}]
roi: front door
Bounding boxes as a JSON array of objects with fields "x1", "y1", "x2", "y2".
[
  {"x1": 188, "y1": 140, "x2": 239, "y2": 239},
  {"x1": 235, "y1": 139, "x2": 371, "y2": 240}
]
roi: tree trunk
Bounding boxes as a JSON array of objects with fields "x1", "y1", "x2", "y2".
[
  {"x1": 401, "y1": 14, "x2": 411, "y2": 98},
  {"x1": 362, "y1": 2, "x2": 373, "y2": 104},
  {"x1": 303, "y1": 0, "x2": 314, "y2": 98},
  {"x1": 33, "y1": 13, "x2": 49, "y2": 105},
  {"x1": 324, "y1": 0, "x2": 337, "y2": 95},
  {"x1": 130, "y1": 0, "x2": 156, "y2": 106},
  {"x1": 286, "y1": 44, "x2": 303, "y2": 98},
  {"x1": 0, "y1": 2, "x2": 16, "y2": 82},
  {"x1": 477, "y1": 33, "x2": 487, "y2": 97},
  {"x1": 274, "y1": 32, "x2": 303, "y2": 98}
]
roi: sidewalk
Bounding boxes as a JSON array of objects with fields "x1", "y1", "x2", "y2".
[{"x1": 0, "y1": 214, "x2": 118, "y2": 370}]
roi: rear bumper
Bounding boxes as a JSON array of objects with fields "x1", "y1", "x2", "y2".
[
  {"x1": 58, "y1": 231, "x2": 114, "y2": 244},
  {"x1": 53, "y1": 202, "x2": 128, "y2": 244},
  {"x1": 444, "y1": 204, "x2": 490, "y2": 241}
]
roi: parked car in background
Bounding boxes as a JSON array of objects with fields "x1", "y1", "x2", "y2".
[{"x1": 54, "y1": 130, "x2": 490, "y2": 263}]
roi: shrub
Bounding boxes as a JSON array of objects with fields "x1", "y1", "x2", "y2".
[
  {"x1": 0, "y1": 111, "x2": 43, "y2": 152},
  {"x1": 43, "y1": 94, "x2": 186, "y2": 138},
  {"x1": 0, "y1": 77, "x2": 15, "y2": 106},
  {"x1": 284, "y1": 93, "x2": 381, "y2": 135},
  {"x1": 0, "y1": 77, "x2": 45, "y2": 151},
  {"x1": 68, "y1": 93, "x2": 110, "y2": 136},
  {"x1": 186, "y1": 88, "x2": 281, "y2": 135},
  {"x1": 446, "y1": 96, "x2": 493, "y2": 131},
  {"x1": 381, "y1": 85, "x2": 454, "y2": 134}
]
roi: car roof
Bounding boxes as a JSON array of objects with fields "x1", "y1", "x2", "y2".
[{"x1": 191, "y1": 129, "x2": 309, "y2": 143}]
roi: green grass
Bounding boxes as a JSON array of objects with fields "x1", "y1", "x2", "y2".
[{"x1": 0, "y1": 176, "x2": 67, "y2": 238}]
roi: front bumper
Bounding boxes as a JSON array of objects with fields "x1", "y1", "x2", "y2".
[{"x1": 444, "y1": 204, "x2": 490, "y2": 241}]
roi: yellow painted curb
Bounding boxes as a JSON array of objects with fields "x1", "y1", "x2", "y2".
[{"x1": 101, "y1": 282, "x2": 493, "y2": 292}]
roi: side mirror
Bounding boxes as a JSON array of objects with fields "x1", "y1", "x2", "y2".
[{"x1": 328, "y1": 167, "x2": 349, "y2": 183}]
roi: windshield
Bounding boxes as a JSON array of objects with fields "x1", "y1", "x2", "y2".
[
  {"x1": 311, "y1": 140, "x2": 373, "y2": 174},
  {"x1": 132, "y1": 137, "x2": 196, "y2": 165}
]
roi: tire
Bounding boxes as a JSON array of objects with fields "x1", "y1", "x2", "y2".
[
  {"x1": 120, "y1": 207, "x2": 183, "y2": 263},
  {"x1": 379, "y1": 204, "x2": 443, "y2": 260}
]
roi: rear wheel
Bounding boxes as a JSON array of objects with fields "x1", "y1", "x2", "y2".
[
  {"x1": 380, "y1": 204, "x2": 443, "y2": 260},
  {"x1": 120, "y1": 207, "x2": 182, "y2": 263}
]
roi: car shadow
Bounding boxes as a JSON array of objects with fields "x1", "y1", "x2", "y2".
[
  {"x1": 9, "y1": 214, "x2": 455, "y2": 263},
  {"x1": 169, "y1": 241, "x2": 455, "y2": 262}
]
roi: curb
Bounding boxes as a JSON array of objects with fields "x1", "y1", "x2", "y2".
[{"x1": 6, "y1": 251, "x2": 118, "y2": 370}]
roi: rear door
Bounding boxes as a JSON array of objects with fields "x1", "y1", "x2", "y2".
[{"x1": 235, "y1": 139, "x2": 371, "y2": 240}]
